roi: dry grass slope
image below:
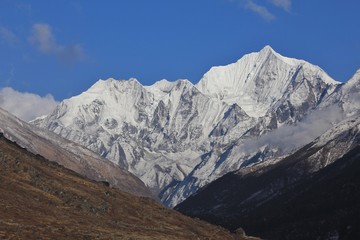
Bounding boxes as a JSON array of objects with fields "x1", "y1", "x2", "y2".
[{"x1": 0, "y1": 134, "x2": 256, "y2": 239}]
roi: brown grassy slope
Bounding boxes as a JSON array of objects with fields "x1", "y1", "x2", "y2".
[{"x1": 0, "y1": 134, "x2": 252, "y2": 240}]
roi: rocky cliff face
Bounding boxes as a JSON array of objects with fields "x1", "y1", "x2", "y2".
[{"x1": 33, "y1": 46, "x2": 342, "y2": 206}]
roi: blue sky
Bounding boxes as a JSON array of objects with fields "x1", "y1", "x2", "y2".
[{"x1": 0, "y1": 0, "x2": 360, "y2": 120}]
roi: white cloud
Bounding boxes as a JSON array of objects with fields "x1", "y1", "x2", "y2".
[
  {"x1": 0, "y1": 26, "x2": 18, "y2": 45},
  {"x1": 0, "y1": 87, "x2": 58, "y2": 121},
  {"x1": 229, "y1": 0, "x2": 292, "y2": 20},
  {"x1": 29, "y1": 23, "x2": 84, "y2": 63},
  {"x1": 241, "y1": 105, "x2": 345, "y2": 154},
  {"x1": 246, "y1": 1, "x2": 275, "y2": 21},
  {"x1": 269, "y1": 0, "x2": 291, "y2": 11},
  {"x1": 29, "y1": 24, "x2": 56, "y2": 53}
]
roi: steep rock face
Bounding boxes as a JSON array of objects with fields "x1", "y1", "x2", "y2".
[{"x1": 33, "y1": 46, "x2": 341, "y2": 206}]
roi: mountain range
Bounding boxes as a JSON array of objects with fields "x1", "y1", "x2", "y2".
[
  {"x1": 1, "y1": 45, "x2": 359, "y2": 239},
  {"x1": 32, "y1": 46, "x2": 349, "y2": 208}
]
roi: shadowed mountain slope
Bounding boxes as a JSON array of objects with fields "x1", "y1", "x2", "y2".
[{"x1": 176, "y1": 117, "x2": 360, "y2": 239}]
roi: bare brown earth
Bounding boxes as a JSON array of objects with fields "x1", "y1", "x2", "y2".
[{"x1": 0, "y1": 134, "x2": 257, "y2": 240}]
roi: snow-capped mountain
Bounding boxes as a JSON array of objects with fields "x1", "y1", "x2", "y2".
[
  {"x1": 33, "y1": 46, "x2": 342, "y2": 207},
  {"x1": 0, "y1": 107, "x2": 152, "y2": 198},
  {"x1": 33, "y1": 78, "x2": 232, "y2": 195}
]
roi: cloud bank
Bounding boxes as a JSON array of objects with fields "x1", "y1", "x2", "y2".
[
  {"x1": 241, "y1": 105, "x2": 345, "y2": 154},
  {"x1": 0, "y1": 87, "x2": 58, "y2": 121},
  {"x1": 29, "y1": 23, "x2": 84, "y2": 63}
]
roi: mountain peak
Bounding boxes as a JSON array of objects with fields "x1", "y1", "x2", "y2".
[
  {"x1": 196, "y1": 46, "x2": 339, "y2": 117},
  {"x1": 144, "y1": 79, "x2": 194, "y2": 99},
  {"x1": 260, "y1": 45, "x2": 275, "y2": 54},
  {"x1": 128, "y1": 77, "x2": 140, "y2": 84},
  {"x1": 87, "y1": 78, "x2": 142, "y2": 93},
  {"x1": 256, "y1": 45, "x2": 303, "y2": 66},
  {"x1": 341, "y1": 68, "x2": 360, "y2": 98}
]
